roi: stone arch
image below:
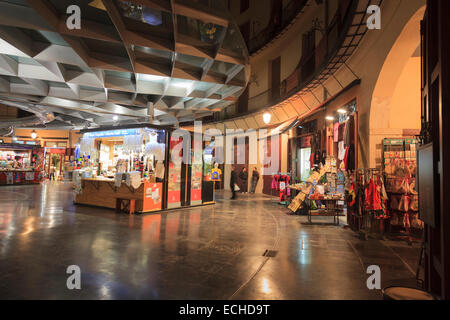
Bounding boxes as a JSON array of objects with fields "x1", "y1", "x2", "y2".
[{"x1": 369, "y1": 6, "x2": 426, "y2": 167}]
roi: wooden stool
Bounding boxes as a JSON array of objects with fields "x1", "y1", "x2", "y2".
[
  {"x1": 382, "y1": 287, "x2": 437, "y2": 300},
  {"x1": 115, "y1": 198, "x2": 136, "y2": 214}
]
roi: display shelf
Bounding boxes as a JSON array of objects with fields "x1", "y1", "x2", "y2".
[{"x1": 382, "y1": 137, "x2": 423, "y2": 245}]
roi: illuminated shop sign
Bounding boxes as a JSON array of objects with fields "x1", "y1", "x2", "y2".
[{"x1": 83, "y1": 128, "x2": 141, "y2": 138}]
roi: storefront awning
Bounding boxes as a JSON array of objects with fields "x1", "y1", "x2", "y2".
[{"x1": 259, "y1": 118, "x2": 301, "y2": 140}]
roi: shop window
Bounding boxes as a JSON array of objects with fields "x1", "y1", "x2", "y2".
[
  {"x1": 299, "y1": 147, "x2": 312, "y2": 182},
  {"x1": 297, "y1": 120, "x2": 317, "y2": 136},
  {"x1": 300, "y1": 30, "x2": 316, "y2": 82},
  {"x1": 270, "y1": 56, "x2": 281, "y2": 101}
]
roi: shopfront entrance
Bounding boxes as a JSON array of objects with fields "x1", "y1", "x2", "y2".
[{"x1": 45, "y1": 148, "x2": 65, "y2": 181}]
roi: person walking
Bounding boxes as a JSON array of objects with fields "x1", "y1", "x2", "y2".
[
  {"x1": 250, "y1": 167, "x2": 260, "y2": 194},
  {"x1": 239, "y1": 167, "x2": 248, "y2": 193},
  {"x1": 230, "y1": 165, "x2": 237, "y2": 200},
  {"x1": 49, "y1": 166, "x2": 56, "y2": 181}
]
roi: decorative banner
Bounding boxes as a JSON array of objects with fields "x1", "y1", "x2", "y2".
[
  {"x1": 84, "y1": 128, "x2": 141, "y2": 138},
  {"x1": 167, "y1": 139, "x2": 182, "y2": 208}
]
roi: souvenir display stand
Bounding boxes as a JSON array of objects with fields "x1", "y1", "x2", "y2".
[
  {"x1": 383, "y1": 138, "x2": 423, "y2": 244},
  {"x1": 347, "y1": 169, "x2": 389, "y2": 240},
  {"x1": 345, "y1": 138, "x2": 423, "y2": 244},
  {"x1": 73, "y1": 125, "x2": 214, "y2": 214},
  {"x1": 288, "y1": 156, "x2": 346, "y2": 224}
]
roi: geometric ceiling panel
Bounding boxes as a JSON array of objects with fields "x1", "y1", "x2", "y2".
[{"x1": 0, "y1": 0, "x2": 250, "y2": 129}]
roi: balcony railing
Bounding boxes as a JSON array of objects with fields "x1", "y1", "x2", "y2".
[
  {"x1": 248, "y1": 0, "x2": 309, "y2": 54},
  {"x1": 232, "y1": 0, "x2": 360, "y2": 119}
]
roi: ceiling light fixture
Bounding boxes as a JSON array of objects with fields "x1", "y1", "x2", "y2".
[
  {"x1": 113, "y1": 115, "x2": 119, "y2": 121},
  {"x1": 263, "y1": 112, "x2": 271, "y2": 124},
  {"x1": 30, "y1": 130, "x2": 38, "y2": 140},
  {"x1": 337, "y1": 109, "x2": 347, "y2": 114},
  {"x1": 325, "y1": 116, "x2": 335, "y2": 121}
]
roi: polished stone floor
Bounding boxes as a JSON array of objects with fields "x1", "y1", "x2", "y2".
[{"x1": 0, "y1": 182, "x2": 422, "y2": 300}]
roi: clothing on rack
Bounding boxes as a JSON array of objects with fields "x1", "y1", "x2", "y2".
[
  {"x1": 346, "y1": 144, "x2": 355, "y2": 171},
  {"x1": 344, "y1": 116, "x2": 354, "y2": 146},
  {"x1": 313, "y1": 151, "x2": 324, "y2": 166},
  {"x1": 338, "y1": 141, "x2": 346, "y2": 161},
  {"x1": 347, "y1": 170, "x2": 389, "y2": 229},
  {"x1": 365, "y1": 178, "x2": 382, "y2": 211},
  {"x1": 338, "y1": 123, "x2": 345, "y2": 141},
  {"x1": 333, "y1": 123, "x2": 340, "y2": 143},
  {"x1": 271, "y1": 174, "x2": 291, "y2": 196}
]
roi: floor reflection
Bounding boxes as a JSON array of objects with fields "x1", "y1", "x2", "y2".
[{"x1": 0, "y1": 183, "x2": 421, "y2": 300}]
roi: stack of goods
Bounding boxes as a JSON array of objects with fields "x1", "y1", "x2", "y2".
[
  {"x1": 288, "y1": 164, "x2": 332, "y2": 213},
  {"x1": 383, "y1": 139, "x2": 423, "y2": 231}
]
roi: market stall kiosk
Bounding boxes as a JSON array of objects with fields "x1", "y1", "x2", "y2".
[
  {"x1": 0, "y1": 144, "x2": 44, "y2": 185},
  {"x1": 74, "y1": 125, "x2": 214, "y2": 214}
]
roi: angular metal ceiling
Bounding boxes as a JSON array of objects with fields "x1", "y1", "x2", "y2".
[{"x1": 0, "y1": 0, "x2": 250, "y2": 129}]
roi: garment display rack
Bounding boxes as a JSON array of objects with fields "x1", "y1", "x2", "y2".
[{"x1": 347, "y1": 168, "x2": 388, "y2": 240}]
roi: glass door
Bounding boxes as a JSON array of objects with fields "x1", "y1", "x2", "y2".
[{"x1": 300, "y1": 147, "x2": 311, "y2": 182}]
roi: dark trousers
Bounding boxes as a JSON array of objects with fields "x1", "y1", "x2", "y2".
[
  {"x1": 231, "y1": 185, "x2": 237, "y2": 199},
  {"x1": 250, "y1": 179, "x2": 259, "y2": 193},
  {"x1": 240, "y1": 180, "x2": 248, "y2": 193}
]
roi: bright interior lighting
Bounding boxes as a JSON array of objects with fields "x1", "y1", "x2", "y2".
[
  {"x1": 137, "y1": 74, "x2": 166, "y2": 82},
  {"x1": 30, "y1": 131, "x2": 37, "y2": 139},
  {"x1": 326, "y1": 116, "x2": 335, "y2": 121},
  {"x1": 337, "y1": 109, "x2": 347, "y2": 114},
  {"x1": 113, "y1": 115, "x2": 119, "y2": 121},
  {"x1": 263, "y1": 112, "x2": 271, "y2": 124},
  {"x1": 262, "y1": 278, "x2": 271, "y2": 294},
  {"x1": 171, "y1": 81, "x2": 194, "y2": 90}
]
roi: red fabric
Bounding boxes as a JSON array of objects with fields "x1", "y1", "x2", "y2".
[
  {"x1": 343, "y1": 147, "x2": 350, "y2": 170},
  {"x1": 365, "y1": 179, "x2": 382, "y2": 211},
  {"x1": 333, "y1": 123, "x2": 340, "y2": 143}
]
